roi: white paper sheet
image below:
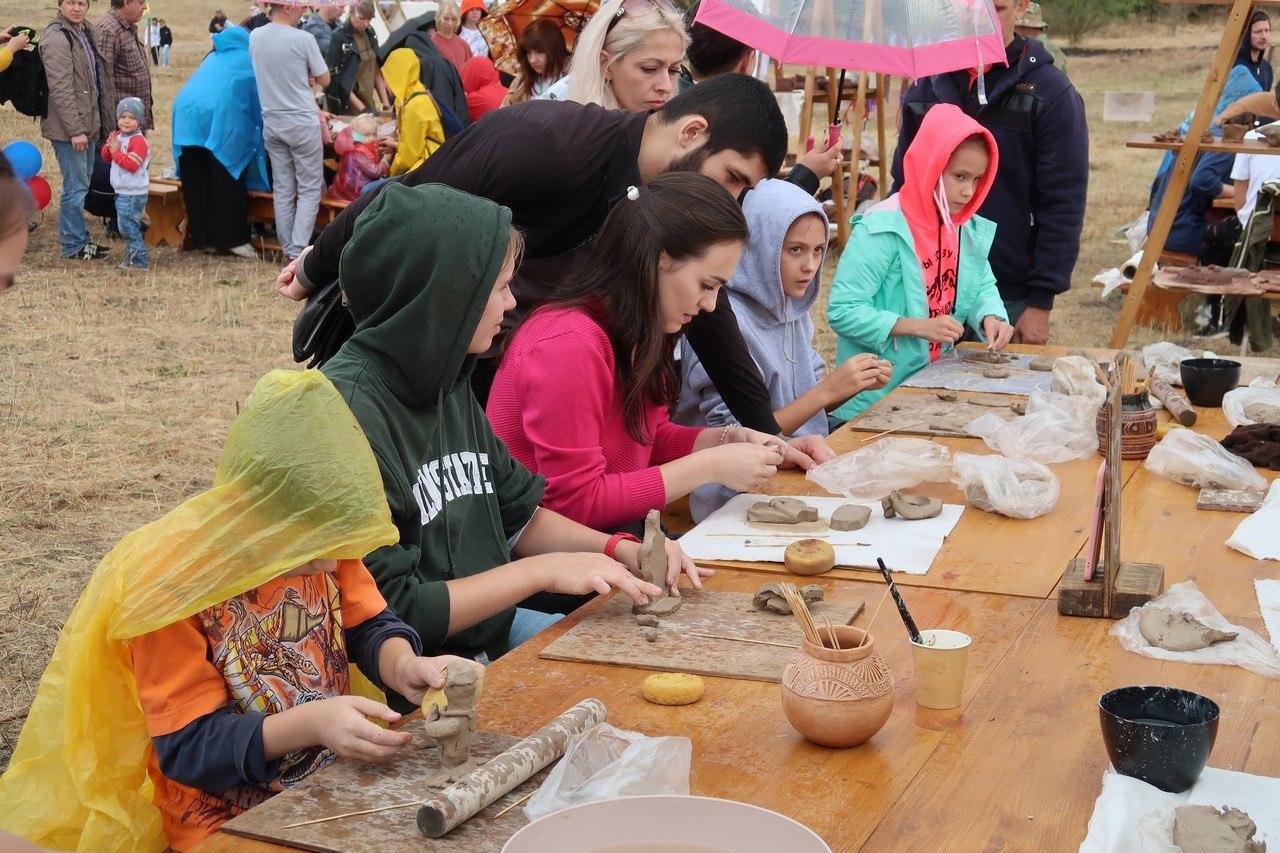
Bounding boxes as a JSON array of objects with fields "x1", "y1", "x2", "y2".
[
  {"x1": 901, "y1": 352, "x2": 1054, "y2": 396},
  {"x1": 1258, "y1": 579, "x2": 1280, "y2": 655},
  {"x1": 676, "y1": 493, "x2": 963, "y2": 575},
  {"x1": 1080, "y1": 767, "x2": 1280, "y2": 852},
  {"x1": 1227, "y1": 480, "x2": 1280, "y2": 561}
]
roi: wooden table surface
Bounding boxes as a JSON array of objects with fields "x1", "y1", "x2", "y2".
[{"x1": 200, "y1": 346, "x2": 1280, "y2": 853}]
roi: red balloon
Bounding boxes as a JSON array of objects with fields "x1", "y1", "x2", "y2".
[{"x1": 26, "y1": 175, "x2": 51, "y2": 211}]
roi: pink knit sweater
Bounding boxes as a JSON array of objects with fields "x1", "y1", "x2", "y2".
[{"x1": 487, "y1": 306, "x2": 704, "y2": 531}]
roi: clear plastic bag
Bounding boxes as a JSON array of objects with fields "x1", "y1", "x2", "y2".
[
  {"x1": 1222, "y1": 378, "x2": 1280, "y2": 428},
  {"x1": 1144, "y1": 428, "x2": 1268, "y2": 492},
  {"x1": 524, "y1": 723, "x2": 691, "y2": 821},
  {"x1": 952, "y1": 453, "x2": 1061, "y2": 519},
  {"x1": 806, "y1": 436, "x2": 953, "y2": 500},
  {"x1": 1050, "y1": 355, "x2": 1106, "y2": 401},
  {"x1": 1140, "y1": 342, "x2": 1218, "y2": 386},
  {"x1": 965, "y1": 391, "x2": 1100, "y2": 463}
]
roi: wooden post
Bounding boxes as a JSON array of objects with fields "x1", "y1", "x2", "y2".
[
  {"x1": 1109, "y1": 0, "x2": 1254, "y2": 347},
  {"x1": 876, "y1": 73, "x2": 889, "y2": 199},
  {"x1": 843, "y1": 70, "x2": 869, "y2": 247},
  {"x1": 826, "y1": 65, "x2": 848, "y2": 246},
  {"x1": 1101, "y1": 354, "x2": 1125, "y2": 618},
  {"x1": 798, "y1": 66, "x2": 818, "y2": 153}
]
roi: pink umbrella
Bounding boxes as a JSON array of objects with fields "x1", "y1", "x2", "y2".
[{"x1": 693, "y1": 0, "x2": 1006, "y2": 78}]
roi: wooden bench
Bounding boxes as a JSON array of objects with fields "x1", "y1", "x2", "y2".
[
  {"x1": 246, "y1": 190, "x2": 349, "y2": 252},
  {"x1": 145, "y1": 180, "x2": 186, "y2": 248}
]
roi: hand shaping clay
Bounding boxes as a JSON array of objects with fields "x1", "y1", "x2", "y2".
[
  {"x1": 642, "y1": 672, "x2": 705, "y2": 706},
  {"x1": 982, "y1": 367, "x2": 1011, "y2": 379},
  {"x1": 831, "y1": 504, "x2": 872, "y2": 531},
  {"x1": 1138, "y1": 607, "x2": 1239, "y2": 652},
  {"x1": 1029, "y1": 356, "x2": 1057, "y2": 371},
  {"x1": 784, "y1": 538, "x2": 836, "y2": 576},
  {"x1": 747, "y1": 497, "x2": 819, "y2": 524},
  {"x1": 421, "y1": 662, "x2": 482, "y2": 787},
  {"x1": 633, "y1": 509, "x2": 682, "y2": 616},
  {"x1": 882, "y1": 491, "x2": 943, "y2": 520},
  {"x1": 1172, "y1": 805, "x2": 1266, "y2": 853},
  {"x1": 753, "y1": 582, "x2": 823, "y2": 614}
]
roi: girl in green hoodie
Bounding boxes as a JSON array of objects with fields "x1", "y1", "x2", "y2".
[{"x1": 321, "y1": 183, "x2": 702, "y2": 682}]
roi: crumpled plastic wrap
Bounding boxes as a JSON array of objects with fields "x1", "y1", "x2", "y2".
[
  {"x1": 1112, "y1": 580, "x2": 1280, "y2": 679},
  {"x1": 1050, "y1": 355, "x2": 1107, "y2": 401},
  {"x1": 952, "y1": 453, "x2": 1061, "y2": 519},
  {"x1": 1140, "y1": 342, "x2": 1216, "y2": 386},
  {"x1": 1228, "y1": 480, "x2": 1280, "y2": 561},
  {"x1": 806, "y1": 436, "x2": 953, "y2": 500},
  {"x1": 1144, "y1": 428, "x2": 1268, "y2": 492},
  {"x1": 524, "y1": 723, "x2": 691, "y2": 821},
  {"x1": 1223, "y1": 378, "x2": 1280, "y2": 428},
  {"x1": 965, "y1": 391, "x2": 1100, "y2": 463}
]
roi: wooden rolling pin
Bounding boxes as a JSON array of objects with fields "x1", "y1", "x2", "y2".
[
  {"x1": 1149, "y1": 377, "x2": 1197, "y2": 426},
  {"x1": 416, "y1": 698, "x2": 606, "y2": 838}
]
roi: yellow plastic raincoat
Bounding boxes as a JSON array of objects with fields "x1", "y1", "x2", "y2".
[
  {"x1": 383, "y1": 47, "x2": 446, "y2": 176},
  {"x1": 0, "y1": 370, "x2": 399, "y2": 852}
]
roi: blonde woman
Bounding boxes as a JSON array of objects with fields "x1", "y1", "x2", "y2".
[
  {"x1": 545, "y1": 0, "x2": 687, "y2": 112},
  {"x1": 432, "y1": 0, "x2": 471, "y2": 73}
]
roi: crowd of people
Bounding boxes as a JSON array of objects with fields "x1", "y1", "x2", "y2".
[{"x1": 0, "y1": 0, "x2": 1094, "y2": 848}]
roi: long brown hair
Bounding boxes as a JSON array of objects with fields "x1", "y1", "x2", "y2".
[
  {"x1": 551, "y1": 172, "x2": 748, "y2": 442},
  {"x1": 513, "y1": 20, "x2": 568, "y2": 98}
]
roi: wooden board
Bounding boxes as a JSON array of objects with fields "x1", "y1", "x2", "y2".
[
  {"x1": 540, "y1": 587, "x2": 864, "y2": 683},
  {"x1": 221, "y1": 730, "x2": 546, "y2": 853},
  {"x1": 1198, "y1": 487, "x2": 1266, "y2": 512},
  {"x1": 847, "y1": 390, "x2": 1021, "y2": 439}
]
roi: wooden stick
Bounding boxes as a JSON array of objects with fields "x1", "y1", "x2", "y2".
[
  {"x1": 491, "y1": 789, "x2": 535, "y2": 819},
  {"x1": 858, "y1": 420, "x2": 925, "y2": 442},
  {"x1": 780, "y1": 583, "x2": 822, "y2": 645},
  {"x1": 282, "y1": 800, "x2": 423, "y2": 829},
  {"x1": 686, "y1": 631, "x2": 797, "y2": 649},
  {"x1": 857, "y1": 584, "x2": 893, "y2": 648}
]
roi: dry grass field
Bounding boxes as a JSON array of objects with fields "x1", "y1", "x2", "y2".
[{"x1": 0, "y1": 5, "x2": 1274, "y2": 764}]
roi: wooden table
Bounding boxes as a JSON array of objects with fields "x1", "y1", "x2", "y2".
[{"x1": 199, "y1": 346, "x2": 1280, "y2": 853}]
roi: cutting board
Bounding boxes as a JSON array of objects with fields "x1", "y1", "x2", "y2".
[
  {"x1": 221, "y1": 730, "x2": 545, "y2": 852},
  {"x1": 540, "y1": 588, "x2": 864, "y2": 683},
  {"x1": 848, "y1": 390, "x2": 1022, "y2": 439}
]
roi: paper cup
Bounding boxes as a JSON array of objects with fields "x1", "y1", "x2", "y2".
[{"x1": 910, "y1": 629, "x2": 971, "y2": 710}]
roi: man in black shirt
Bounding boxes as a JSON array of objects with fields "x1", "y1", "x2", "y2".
[{"x1": 278, "y1": 75, "x2": 826, "y2": 455}]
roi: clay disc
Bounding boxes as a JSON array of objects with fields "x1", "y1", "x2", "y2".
[
  {"x1": 642, "y1": 672, "x2": 705, "y2": 706},
  {"x1": 784, "y1": 539, "x2": 836, "y2": 576}
]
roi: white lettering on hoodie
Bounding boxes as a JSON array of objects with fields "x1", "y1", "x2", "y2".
[{"x1": 410, "y1": 452, "x2": 496, "y2": 525}]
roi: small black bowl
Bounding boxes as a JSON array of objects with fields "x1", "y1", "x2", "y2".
[
  {"x1": 1180, "y1": 358, "x2": 1241, "y2": 407},
  {"x1": 1099, "y1": 685, "x2": 1219, "y2": 793}
]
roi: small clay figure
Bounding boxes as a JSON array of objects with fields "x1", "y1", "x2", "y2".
[
  {"x1": 635, "y1": 614, "x2": 660, "y2": 627},
  {"x1": 981, "y1": 367, "x2": 1010, "y2": 379},
  {"x1": 644, "y1": 627, "x2": 659, "y2": 642},
  {"x1": 1172, "y1": 805, "x2": 1265, "y2": 853},
  {"x1": 882, "y1": 491, "x2": 943, "y2": 520},
  {"x1": 935, "y1": 392, "x2": 959, "y2": 403},
  {"x1": 421, "y1": 662, "x2": 482, "y2": 787},
  {"x1": 962, "y1": 350, "x2": 1014, "y2": 365},
  {"x1": 753, "y1": 582, "x2": 823, "y2": 614},
  {"x1": 1262, "y1": 125, "x2": 1280, "y2": 148},
  {"x1": 746, "y1": 497, "x2": 819, "y2": 524},
  {"x1": 1011, "y1": 401, "x2": 1027, "y2": 416},
  {"x1": 1029, "y1": 356, "x2": 1056, "y2": 372},
  {"x1": 1138, "y1": 608, "x2": 1238, "y2": 652},
  {"x1": 633, "y1": 509, "x2": 682, "y2": 616},
  {"x1": 831, "y1": 504, "x2": 872, "y2": 531}
]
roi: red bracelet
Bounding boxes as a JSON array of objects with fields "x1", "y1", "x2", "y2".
[{"x1": 604, "y1": 532, "x2": 640, "y2": 561}]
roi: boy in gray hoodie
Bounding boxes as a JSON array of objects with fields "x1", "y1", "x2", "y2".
[{"x1": 676, "y1": 179, "x2": 891, "y2": 521}]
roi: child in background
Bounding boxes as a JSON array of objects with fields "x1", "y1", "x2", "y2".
[
  {"x1": 462, "y1": 55, "x2": 507, "y2": 122},
  {"x1": 459, "y1": 0, "x2": 488, "y2": 58},
  {"x1": 827, "y1": 103, "x2": 1014, "y2": 422},
  {"x1": 103, "y1": 97, "x2": 151, "y2": 270},
  {"x1": 676, "y1": 179, "x2": 891, "y2": 521},
  {"x1": 502, "y1": 18, "x2": 568, "y2": 105},
  {"x1": 329, "y1": 113, "x2": 389, "y2": 201},
  {"x1": 0, "y1": 369, "x2": 481, "y2": 851}
]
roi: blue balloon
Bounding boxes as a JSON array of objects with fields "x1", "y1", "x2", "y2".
[{"x1": 3, "y1": 140, "x2": 42, "y2": 181}]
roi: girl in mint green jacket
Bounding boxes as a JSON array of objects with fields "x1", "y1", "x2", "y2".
[{"x1": 827, "y1": 103, "x2": 1015, "y2": 422}]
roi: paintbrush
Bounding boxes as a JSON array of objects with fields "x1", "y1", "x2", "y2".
[{"x1": 876, "y1": 557, "x2": 921, "y2": 644}]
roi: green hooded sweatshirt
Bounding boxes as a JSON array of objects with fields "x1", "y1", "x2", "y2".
[{"x1": 321, "y1": 182, "x2": 544, "y2": 664}]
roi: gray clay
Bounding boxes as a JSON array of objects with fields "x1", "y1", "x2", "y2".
[
  {"x1": 1029, "y1": 356, "x2": 1056, "y2": 372},
  {"x1": 644, "y1": 627, "x2": 659, "y2": 642},
  {"x1": 1138, "y1": 608, "x2": 1238, "y2": 652},
  {"x1": 753, "y1": 582, "x2": 823, "y2": 615},
  {"x1": 635, "y1": 614, "x2": 660, "y2": 627},
  {"x1": 1243, "y1": 401, "x2": 1280, "y2": 424},
  {"x1": 936, "y1": 392, "x2": 959, "y2": 403},
  {"x1": 981, "y1": 367, "x2": 1011, "y2": 379},
  {"x1": 1172, "y1": 805, "x2": 1265, "y2": 853},
  {"x1": 633, "y1": 509, "x2": 682, "y2": 616},
  {"x1": 421, "y1": 662, "x2": 481, "y2": 787},
  {"x1": 1011, "y1": 401, "x2": 1027, "y2": 416},
  {"x1": 882, "y1": 490, "x2": 943, "y2": 521},
  {"x1": 746, "y1": 497, "x2": 819, "y2": 525},
  {"x1": 963, "y1": 350, "x2": 1014, "y2": 365},
  {"x1": 831, "y1": 504, "x2": 872, "y2": 531}
]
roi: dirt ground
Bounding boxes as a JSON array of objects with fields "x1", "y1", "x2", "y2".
[{"x1": 0, "y1": 8, "x2": 1273, "y2": 763}]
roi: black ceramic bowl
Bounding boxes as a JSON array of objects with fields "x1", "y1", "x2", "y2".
[
  {"x1": 1180, "y1": 358, "x2": 1241, "y2": 407},
  {"x1": 1099, "y1": 685, "x2": 1219, "y2": 793}
]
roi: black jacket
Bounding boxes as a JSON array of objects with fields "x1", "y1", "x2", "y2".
[
  {"x1": 324, "y1": 21, "x2": 379, "y2": 113},
  {"x1": 893, "y1": 35, "x2": 1088, "y2": 311}
]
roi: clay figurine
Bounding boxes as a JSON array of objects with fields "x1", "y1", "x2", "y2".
[
  {"x1": 1029, "y1": 356, "x2": 1056, "y2": 372},
  {"x1": 633, "y1": 509, "x2": 682, "y2": 616},
  {"x1": 1011, "y1": 400, "x2": 1027, "y2": 416},
  {"x1": 784, "y1": 538, "x2": 835, "y2": 576},
  {"x1": 747, "y1": 497, "x2": 819, "y2": 524},
  {"x1": 831, "y1": 504, "x2": 872, "y2": 531},
  {"x1": 421, "y1": 662, "x2": 482, "y2": 787},
  {"x1": 643, "y1": 627, "x2": 659, "y2": 642},
  {"x1": 1138, "y1": 608, "x2": 1238, "y2": 652},
  {"x1": 753, "y1": 582, "x2": 823, "y2": 614},
  {"x1": 881, "y1": 491, "x2": 943, "y2": 520},
  {"x1": 962, "y1": 350, "x2": 1014, "y2": 365},
  {"x1": 935, "y1": 392, "x2": 959, "y2": 403},
  {"x1": 1172, "y1": 804, "x2": 1265, "y2": 853},
  {"x1": 634, "y1": 614, "x2": 660, "y2": 627}
]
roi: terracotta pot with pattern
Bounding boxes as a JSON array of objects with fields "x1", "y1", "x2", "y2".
[
  {"x1": 1096, "y1": 392, "x2": 1159, "y2": 460},
  {"x1": 781, "y1": 625, "x2": 894, "y2": 748}
]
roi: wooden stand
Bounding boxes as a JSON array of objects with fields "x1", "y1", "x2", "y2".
[{"x1": 1058, "y1": 352, "x2": 1165, "y2": 618}]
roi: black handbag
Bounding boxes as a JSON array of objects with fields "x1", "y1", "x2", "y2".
[{"x1": 292, "y1": 278, "x2": 356, "y2": 368}]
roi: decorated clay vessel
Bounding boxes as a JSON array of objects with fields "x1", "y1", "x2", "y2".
[
  {"x1": 781, "y1": 625, "x2": 894, "y2": 747},
  {"x1": 1096, "y1": 392, "x2": 1158, "y2": 460}
]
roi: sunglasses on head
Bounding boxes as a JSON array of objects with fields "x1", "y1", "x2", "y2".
[{"x1": 604, "y1": 0, "x2": 676, "y2": 36}]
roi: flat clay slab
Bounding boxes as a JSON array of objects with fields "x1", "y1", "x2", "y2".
[
  {"x1": 221, "y1": 730, "x2": 547, "y2": 852},
  {"x1": 848, "y1": 390, "x2": 1022, "y2": 439},
  {"x1": 540, "y1": 588, "x2": 864, "y2": 683}
]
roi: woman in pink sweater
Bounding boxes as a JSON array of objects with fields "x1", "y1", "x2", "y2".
[{"x1": 488, "y1": 173, "x2": 812, "y2": 534}]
